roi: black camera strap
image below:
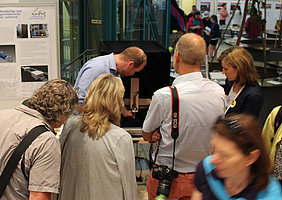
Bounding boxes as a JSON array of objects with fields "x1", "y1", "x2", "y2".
[
  {"x1": 153, "y1": 86, "x2": 179, "y2": 170},
  {"x1": 0, "y1": 125, "x2": 48, "y2": 197}
]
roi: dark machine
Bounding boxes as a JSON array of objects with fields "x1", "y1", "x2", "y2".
[{"x1": 100, "y1": 41, "x2": 171, "y2": 133}]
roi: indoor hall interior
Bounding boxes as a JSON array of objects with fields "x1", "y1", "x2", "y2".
[{"x1": 0, "y1": 0, "x2": 281, "y2": 199}]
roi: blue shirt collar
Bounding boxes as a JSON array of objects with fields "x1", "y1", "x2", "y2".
[{"x1": 109, "y1": 53, "x2": 120, "y2": 77}]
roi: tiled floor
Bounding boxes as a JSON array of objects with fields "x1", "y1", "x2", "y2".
[{"x1": 138, "y1": 184, "x2": 148, "y2": 200}]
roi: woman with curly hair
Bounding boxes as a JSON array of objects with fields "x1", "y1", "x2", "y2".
[
  {"x1": 0, "y1": 79, "x2": 78, "y2": 200},
  {"x1": 58, "y1": 73, "x2": 137, "y2": 200}
]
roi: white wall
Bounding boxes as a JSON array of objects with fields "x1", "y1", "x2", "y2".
[{"x1": 0, "y1": 0, "x2": 59, "y2": 109}]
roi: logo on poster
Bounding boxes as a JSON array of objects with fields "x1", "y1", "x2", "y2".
[{"x1": 31, "y1": 7, "x2": 46, "y2": 20}]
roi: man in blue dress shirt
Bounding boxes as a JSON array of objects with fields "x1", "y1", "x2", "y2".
[{"x1": 74, "y1": 46, "x2": 147, "y2": 117}]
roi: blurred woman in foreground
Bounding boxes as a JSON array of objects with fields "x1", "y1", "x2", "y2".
[
  {"x1": 57, "y1": 73, "x2": 137, "y2": 200},
  {"x1": 191, "y1": 114, "x2": 282, "y2": 200}
]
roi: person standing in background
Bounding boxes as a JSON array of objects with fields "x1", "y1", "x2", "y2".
[
  {"x1": 208, "y1": 15, "x2": 221, "y2": 59},
  {"x1": 220, "y1": 3, "x2": 229, "y2": 26},
  {"x1": 232, "y1": 6, "x2": 242, "y2": 27},
  {"x1": 202, "y1": 11, "x2": 212, "y2": 54},
  {"x1": 245, "y1": 8, "x2": 263, "y2": 39},
  {"x1": 186, "y1": 5, "x2": 198, "y2": 23},
  {"x1": 187, "y1": 11, "x2": 203, "y2": 36}
]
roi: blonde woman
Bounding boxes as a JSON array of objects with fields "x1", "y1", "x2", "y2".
[
  {"x1": 218, "y1": 46, "x2": 264, "y2": 117},
  {"x1": 58, "y1": 73, "x2": 137, "y2": 200}
]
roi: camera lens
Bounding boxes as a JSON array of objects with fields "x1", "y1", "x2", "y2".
[{"x1": 156, "y1": 179, "x2": 172, "y2": 197}]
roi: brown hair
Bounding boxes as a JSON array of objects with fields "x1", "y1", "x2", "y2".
[
  {"x1": 218, "y1": 46, "x2": 259, "y2": 86},
  {"x1": 213, "y1": 114, "x2": 271, "y2": 191},
  {"x1": 28, "y1": 79, "x2": 78, "y2": 125},
  {"x1": 80, "y1": 73, "x2": 125, "y2": 140},
  {"x1": 119, "y1": 46, "x2": 147, "y2": 68}
]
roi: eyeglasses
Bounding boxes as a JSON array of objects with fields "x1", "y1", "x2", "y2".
[{"x1": 216, "y1": 117, "x2": 244, "y2": 135}]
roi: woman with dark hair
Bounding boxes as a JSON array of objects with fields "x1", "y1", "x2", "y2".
[
  {"x1": 187, "y1": 11, "x2": 203, "y2": 35},
  {"x1": 218, "y1": 46, "x2": 264, "y2": 117},
  {"x1": 209, "y1": 15, "x2": 220, "y2": 59},
  {"x1": 191, "y1": 114, "x2": 282, "y2": 200},
  {"x1": 219, "y1": 3, "x2": 229, "y2": 26},
  {"x1": 245, "y1": 8, "x2": 263, "y2": 39}
]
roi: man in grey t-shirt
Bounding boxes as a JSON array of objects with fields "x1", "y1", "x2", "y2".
[{"x1": 0, "y1": 80, "x2": 77, "y2": 200}]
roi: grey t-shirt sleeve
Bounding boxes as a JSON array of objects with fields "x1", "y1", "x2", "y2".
[{"x1": 28, "y1": 133, "x2": 61, "y2": 194}]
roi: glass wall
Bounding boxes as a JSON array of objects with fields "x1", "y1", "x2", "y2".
[
  {"x1": 59, "y1": 1, "x2": 80, "y2": 67},
  {"x1": 59, "y1": 0, "x2": 170, "y2": 68},
  {"x1": 117, "y1": 0, "x2": 170, "y2": 46}
]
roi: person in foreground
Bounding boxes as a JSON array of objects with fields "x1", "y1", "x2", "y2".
[
  {"x1": 191, "y1": 114, "x2": 282, "y2": 200},
  {"x1": 0, "y1": 80, "x2": 78, "y2": 200},
  {"x1": 142, "y1": 33, "x2": 225, "y2": 200},
  {"x1": 57, "y1": 73, "x2": 137, "y2": 200},
  {"x1": 261, "y1": 105, "x2": 282, "y2": 186},
  {"x1": 218, "y1": 46, "x2": 264, "y2": 117},
  {"x1": 74, "y1": 46, "x2": 147, "y2": 117}
]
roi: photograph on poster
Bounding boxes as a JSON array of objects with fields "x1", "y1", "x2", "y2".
[
  {"x1": 0, "y1": 45, "x2": 16, "y2": 63},
  {"x1": 30, "y1": 24, "x2": 48, "y2": 38},
  {"x1": 261, "y1": 4, "x2": 272, "y2": 9},
  {"x1": 17, "y1": 24, "x2": 28, "y2": 38},
  {"x1": 21, "y1": 65, "x2": 48, "y2": 82},
  {"x1": 200, "y1": 3, "x2": 210, "y2": 12}
]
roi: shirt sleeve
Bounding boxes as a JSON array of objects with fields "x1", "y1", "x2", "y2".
[
  {"x1": 142, "y1": 93, "x2": 164, "y2": 133},
  {"x1": 113, "y1": 134, "x2": 137, "y2": 200},
  {"x1": 74, "y1": 62, "x2": 107, "y2": 105},
  {"x1": 28, "y1": 134, "x2": 61, "y2": 194}
]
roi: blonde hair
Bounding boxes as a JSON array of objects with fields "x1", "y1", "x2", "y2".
[
  {"x1": 28, "y1": 79, "x2": 78, "y2": 125},
  {"x1": 80, "y1": 73, "x2": 125, "y2": 140},
  {"x1": 218, "y1": 46, "x2": 259, "y2": 86},
  {"x1": 175, "y1": 33, "x2": 206, "y2": 66}
]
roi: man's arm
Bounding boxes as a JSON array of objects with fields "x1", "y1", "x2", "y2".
[
  {"x1": 121, "y1": 106, "x2": 134, "y2": 119},
  {"x1": 142, "y1": 93, "x2": 163, "y2": 142},
  {"x1": 142, "y1": 129, "x2": 161, "y2": 142},
  {"x1": 29, "y1": 191, "x2": 50, "y2": 200}
]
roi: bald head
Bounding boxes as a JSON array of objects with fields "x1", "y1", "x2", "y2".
[
  {"x1": 175, "y1": 33, "x2": 206, "y2": 66},
  {"x1": 119, "y1": 46, "x2": 147, "y2": 68}
]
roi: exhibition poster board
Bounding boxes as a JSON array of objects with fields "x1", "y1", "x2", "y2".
[{"x1": 0, "y1": 3, "x2": 59, "y2": 101}]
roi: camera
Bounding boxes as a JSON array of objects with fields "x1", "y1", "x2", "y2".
[{"x1": 152, "y1": 165, "x2": 178, "y2": 197}]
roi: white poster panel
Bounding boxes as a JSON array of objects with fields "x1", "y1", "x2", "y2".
[{"x1": 0, "y1": 3, "x2": 59, "y2": 101}]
